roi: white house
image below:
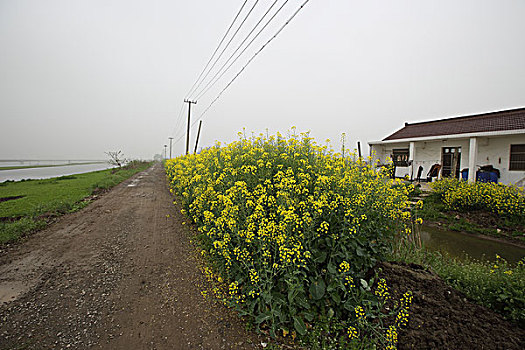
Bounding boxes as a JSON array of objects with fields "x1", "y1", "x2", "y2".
[{"x1": 368, "y1": 107, "x2": 525, "y2": 186}]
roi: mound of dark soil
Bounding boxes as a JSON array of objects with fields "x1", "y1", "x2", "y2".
[
  {"x1": 376, "y1": 262, "x2": 524, "y2": 350},
  {"x1": 0, "y1": 195, "x2": 25, "y2": 203}
]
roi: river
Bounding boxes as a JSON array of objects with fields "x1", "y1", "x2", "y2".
[{"x1": 0, "y1": 161, "x2": 115, "y2": 182}]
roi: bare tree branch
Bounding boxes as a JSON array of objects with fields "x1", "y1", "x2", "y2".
[{"x1": 105, "y1": 151, "x2": 126, "y2": 167}]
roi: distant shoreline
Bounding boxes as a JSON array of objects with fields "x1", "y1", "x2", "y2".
[
  {"x1": 0, "y1": 162, "x2": 106, "y2": 171},
  {"x1": 0, "y1": 159, "x2": 105, "y2": 162}
]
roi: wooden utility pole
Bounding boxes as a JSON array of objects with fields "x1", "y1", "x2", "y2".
[
  {"x1": 194, "y1": 120, "x2": 203, "y2": 154},
  {"x1": 184, "y1": 100, "x2": 197, "y2": 155},
  {"x1": 168, "y1": 137, "x2": 174, "y2": 159}
]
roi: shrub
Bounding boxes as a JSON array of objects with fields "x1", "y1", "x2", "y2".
[
  {"x1": 430, "y1": 179, "x2": 525, "y2": 217},
  {"x1": 166, "y1": 131, "x2": 414, "y2": 344},
  {"x1": 429, "y1": 177, "x2": 460, "y2": 198}
]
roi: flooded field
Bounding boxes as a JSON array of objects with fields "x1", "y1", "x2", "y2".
[
  {"x1": 0, "y1": 161, "x2": 115, "y2": 182},
  {"x1": 0, "y1": 159, "x2": 104, "y2": 168},
  {"x1": 421, "y1": 225, "x2": 525, "y2": 264}
]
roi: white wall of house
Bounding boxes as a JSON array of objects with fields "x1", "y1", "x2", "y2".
[
  {"x1": 414, "y1": 139, "x2": 469, "y2": 179},
  {"x1": 370, "y1": 142, "x2": 408, "y2": 177},
  {"x1": 369, "y1": 133, "x2": 525, "y2": 185},
  {"x1": 370, "y1": 142, "x2": 409, "y2": 164},
  {"x1": 477, "y1": 134, "x2": 525, "y2": 185}
]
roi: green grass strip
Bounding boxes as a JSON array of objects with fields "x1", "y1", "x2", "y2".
[{"x1": 0, "y1": 161, "x2": 152, "y2": 244}]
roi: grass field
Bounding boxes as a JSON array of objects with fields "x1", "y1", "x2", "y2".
[
  {"x1": 0, "y1": 161, "x2": 152, "y2": 244},
  {"x1": 0, "y1": 162, "x2": 105, "y2": 171}
]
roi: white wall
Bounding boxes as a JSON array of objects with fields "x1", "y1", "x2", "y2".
[
  {"x1": 477, "y1": 134, "x2": 525, "y2": 186},
  {"x1": 370, "y1": 133, "x2": 525, "y2": 185},
  {"x1": 370, "y1": 142, "x2": 410, "y2": 177},
  {"x1": 370, "y1": 142, "x2": 409, "y2": 164},
  {"x1": 370, "y1": 140, "x2": 467, "y2": 179},
  {"x1": 412, "y1": 139, "x2": 469, "y2": 180}
]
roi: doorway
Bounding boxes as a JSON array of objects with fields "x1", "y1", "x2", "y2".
[{"x1": 441, "y1": 147, "x2": 461, "y2": 178}]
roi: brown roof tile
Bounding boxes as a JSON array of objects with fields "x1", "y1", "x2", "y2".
[{"x1": 383, "y1": 107, "x2": 525, "y2": 141}]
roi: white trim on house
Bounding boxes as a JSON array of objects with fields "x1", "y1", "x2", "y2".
[{"x1": 368, "y1": 128, "x2": 525, "y2": 146}]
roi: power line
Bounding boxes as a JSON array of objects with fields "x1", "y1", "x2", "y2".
[
  {"x1": 195, "y1": 0, "x2": 311, "y2": 124},
  {"x1": 193, "y1": 0, "x2": 285, "y2": 101},
  {"x1": 170, "y1": 102, "x2": 186, "y2": 137},
  {"x1": 171, "y1": 112, "x2": 193, "y2": 146},
  {"x1": 173, "y1": 1, "x2": 261, "y2": 152},
  {"x1": 174, "y1": 2, "x2": 252, "y2": 144},
  {"x1": 186, "y1": 0, "x2": 261, "y2": 100},
  {"x1": 169, "y1": 100, "x2": 193, "y2": 153},
  {"x1": 185, "y1": 0, "x2": 248, "y2": 99},
  {"x1": 172, "y1": 0, "x2": 311, "y2": 150},
  {"x1": 170, "y1": 103, "x2": 193, "y2": 150},
  {"x1": 170, "y1": 121, "x2": 195, "y2": 148}
]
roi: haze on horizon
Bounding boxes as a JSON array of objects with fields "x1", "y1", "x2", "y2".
[{"x1": 1, "y1": 0, "x2": 524, "y2": 160}]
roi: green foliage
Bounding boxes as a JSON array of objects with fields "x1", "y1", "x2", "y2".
[
  {"x1": 429, "y1": 177, "x2": 461, "y2": 199},
  {"x1": 420, "y1": 180, "x2": 525, "y2": 240},
  {"x1": 430, "y1": 178, "x2": 525, "y2": 217},
  {"x1": 166, "y1": 131, "x2": 414, "y2": 347},
  {"x1": 0, "y1": 217, "x2": 46, "y2": 243}
]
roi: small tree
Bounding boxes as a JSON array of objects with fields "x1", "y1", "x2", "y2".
[{"x1": 105, "y1": 151, "x2": 126, "y2": 167}]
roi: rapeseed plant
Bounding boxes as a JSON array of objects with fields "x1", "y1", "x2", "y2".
[
  {"x1": 166, "y1": 131, "x2": 414, "y2": 348},
  {"x1": 431, "y1": 178, "x2": 524, "y2": 217}
]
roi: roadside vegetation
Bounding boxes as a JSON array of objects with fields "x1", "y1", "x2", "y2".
[
  {"x1": 417, "y1": 178, "x2": 525, "y2": 241},
  {"x1": 166, "y1": 131, "x2": 416, "y2": 349},
  {"x1": 0, "y1": 160, "x2": 152, "y2": 244}
]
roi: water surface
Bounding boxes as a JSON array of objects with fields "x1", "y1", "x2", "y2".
[
  {"x1": 0, "y1": 163, "x2": 115, "y2": 182},
  {"x1": 420, "y1": 225, "x2": 524, "y2": 264}
]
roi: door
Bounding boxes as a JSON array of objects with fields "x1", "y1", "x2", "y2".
[{"x1": 441, "y1": 147, "x2": 461, "y2": 178}]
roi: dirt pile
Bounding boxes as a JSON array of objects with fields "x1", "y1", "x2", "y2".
[{"x1": 377, "y1": 262, "x2": 524, "y2": 350}]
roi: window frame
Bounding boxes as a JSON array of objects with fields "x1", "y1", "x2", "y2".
[
  {"x1": 509, "y1": 144, "x2": 525, "y2": 171},
  {"x1": 392, "y1": 148, "x2": 410, "y2": 167}
]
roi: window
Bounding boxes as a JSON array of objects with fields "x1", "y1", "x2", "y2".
[
  {"x1": 509, "y1": 144, "x2": 525, "y2": 170},
  {"x1": 392, "y1": 149, "x2": 409, "y2": 166}
]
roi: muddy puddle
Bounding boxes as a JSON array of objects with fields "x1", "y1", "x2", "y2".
[
  {"x1": 0, "y1": 281, "x2": 30, "y2": 305},
  {"x1": 420, "y1": 225, "x2": 525, "y2": 264}
]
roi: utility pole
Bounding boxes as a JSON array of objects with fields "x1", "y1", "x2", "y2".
[
  {"x1": 194, "y1": 120, "x2": 203, "y2": 154},
  {"x1": 184, "y1": 99, "x2": 197, "y2": 155},
  {"x1": 164, "y1": 145, "x2": 167, "y2": 160},
  {"x1": 168, "y1": 137, "x2": 174, "y2": 159}
]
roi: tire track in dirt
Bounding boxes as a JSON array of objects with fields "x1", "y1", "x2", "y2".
[{"x1": 0, "y1": 164, "x2": 262, "y2": 349}]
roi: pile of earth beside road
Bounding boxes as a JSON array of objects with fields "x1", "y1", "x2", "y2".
[{"x1": 375, "y1": 261, "x2": 524, "y2": 350}]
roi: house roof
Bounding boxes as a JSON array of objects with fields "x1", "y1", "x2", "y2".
[{"x1": 383, "y1": 107, "x2": 525, "y2": 141}]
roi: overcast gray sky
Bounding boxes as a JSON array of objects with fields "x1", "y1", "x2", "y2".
[{"x1": 1, "y1": 0, "x2": 524, "y2": 160}]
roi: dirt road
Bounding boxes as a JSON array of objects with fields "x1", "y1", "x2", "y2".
[{"x1": 0, "y1": 164, "x2": 262, "y2": 349}]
